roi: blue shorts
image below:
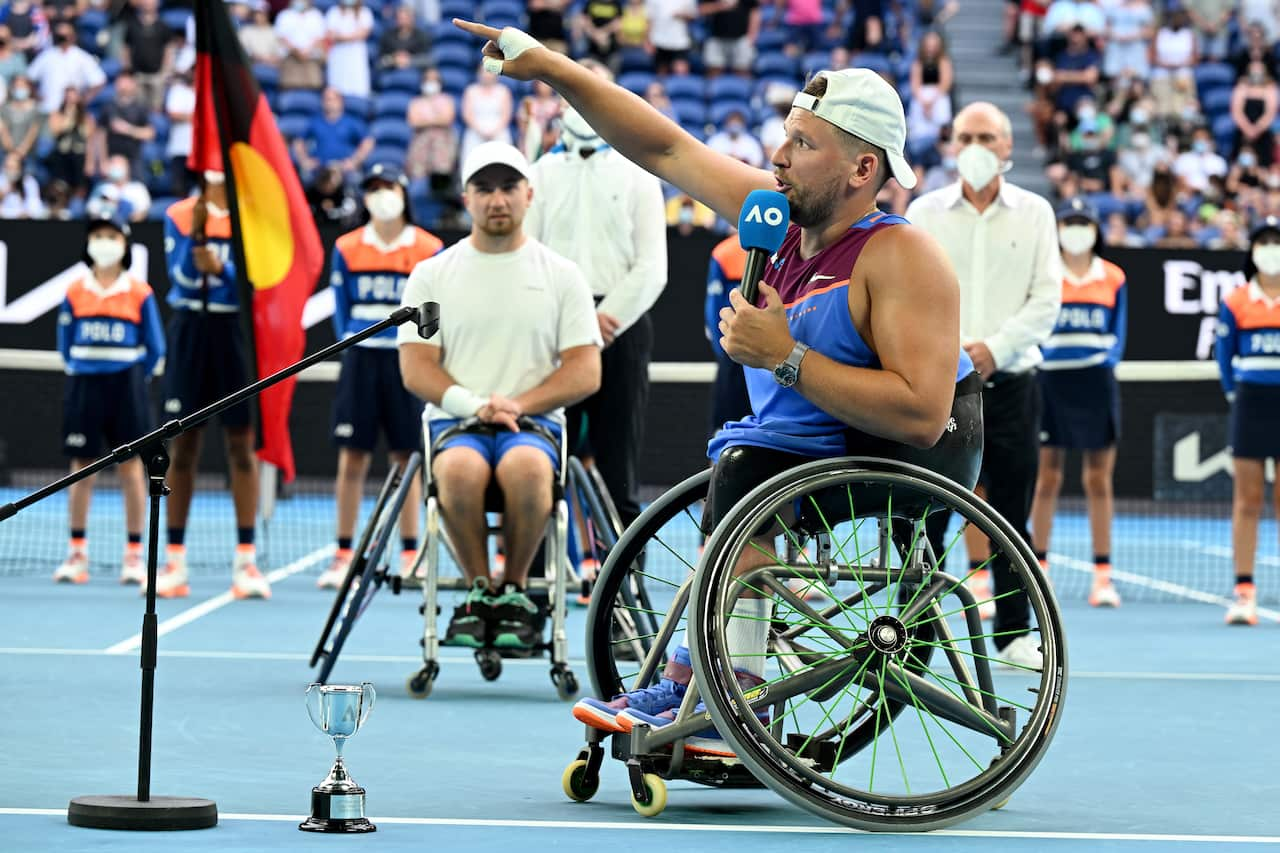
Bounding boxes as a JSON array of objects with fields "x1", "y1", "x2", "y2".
[
  {"x1": 331, "y1": 346, "x2": 424, "y2": 452},
  {"x1": 429, "y1": 415, "x2": 561, "y2": 471},
  {"x1": 1038, "y1": 365, "x2": 1119, "y2": 450},
  {"x1": 160, "y1": 311, "x2": 253, "y2": 428},
  {"x1": 62, "y1": 365, "x2": 152, "y2": 457},
  {"x1": 1230, "y1": 382, "x2": 1280, "y2": 460}
]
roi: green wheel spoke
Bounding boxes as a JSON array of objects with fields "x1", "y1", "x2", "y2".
[
  {"x1": 913, "y1": 637, "x2": 1043, "y2": 676},
  {"x1": 877, "y1": 658, "x2": 911, "y2": 794},
  {"x1": 885, "y1": 663, "x2": 984, "y2": 775},
  {"x1": 907, "y1": 661, "x2": 1016, "y2": 745},
  {"x1": 904, "y1": 587, "x2": 1023, "y2": 631},
  {"x1": 802, "y1": 495, "x2": 876, "y2": 633}
]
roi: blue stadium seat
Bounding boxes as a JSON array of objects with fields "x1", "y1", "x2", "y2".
[
  {"x1": 368, "y1": 143, "x2": 408, "y2": 167},
  {"x1": 439, "y1": 66, "x2": 471, "y2": 94},
  {"x1": 754, "y1": 28, "x2": 789, "y2": 53},
  {"x1": 161, "y1": 8, "x2": 191, "y2": 35},
  {"x1": 89, "y1": 84, "x2": 115, "y2": 118},
  {"x1": 77, "y1": 8, "x2": 108, "y2": 33},
  {"x1": 618, "y1": 48, "x2": 654, "y2": 74},
  {"x1": 754, "y1": 51, "x2": 801, "y2": 80},
  {"x1": 433, "y1": 21, "x2": 470, "y2": 44},
  {"x1": 344, "y1": 94, "x2": 373, "y2": 121},
  {"x1": 279, "y1": 89, "x2": 324, "y2": 116},
  {"x1": 254, "y1": 63, "x2": 280, "y2": 93},
  {"x1": 99, "y1": 56, "x2": 123, "y2": 82},
  {"x1": 709, "y1": 100, "x2": 751, "y2": 126},
  {"x1": 1201, "y1": 86, "x2": 1234, "y2": 118},
  {"x1": 378, "y1": 67, "x2": 423, "y2": 93},
  {"x1": 149, "y1": 112, "x2": 170, "y2": 144},
  {"x1": 370, "y1": 118, "x2": 413, "y2": 148},
  {"x1": 481, "y1": 0, "x2": 525, "y2": 20},
  {"x1": 1193, "y1": 62, "x2": 1235, "y2": 94},
  {"x1": 1211, "y1": 113, "x2": 1237, "y2": 151},
  {"x1": 373, "y1": 91, "x2": 413, "y2": 119},
  {"x1": 618, "y1": 71, "x2": 657, "y2": 95},
  {"x1": 440, "y1": 0, "x2": 473, "y2": 19},
  {"x1": 277, "y1": 113, "x2": 312, "y2": 140},
  {"x1": 148, "y1": 197, "x2": 179, "y2": 221},
  {"x1": 855, "y1": 53, "x2": 892, "y2": 75},
  {"x1": 432, "y1": 42, "x2": 476, "y2": 70},
  {"x1": 681, "y1": 122, "x2": 707, "y2": 142},
  {"x1": 663, "y1": 74, "x2": 703, "y2": 101},
  {"x1": 707, "y1": 75, "x2": 751, "y2": 103},
  {"x1": 1084, "y1": 192, "x2": 1126, "y2": 220},
  {"x1": 802, "y1": 50, "x2": 831, "y2": 77},
  {"x1": 671, "y1": 98, "x2": 707, "y2": 125}
]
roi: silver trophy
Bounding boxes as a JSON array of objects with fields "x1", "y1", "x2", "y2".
[{"x1": 300, "y1": 682, "x2": 376, "y2": 833}]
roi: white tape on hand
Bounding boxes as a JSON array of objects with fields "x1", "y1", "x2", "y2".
[
  {"x1": 440, "y1": 384, "x2": 488, "y2": 418},
  {"x1": 484, "y1": 27, "x2": 543, "y2": 74}
]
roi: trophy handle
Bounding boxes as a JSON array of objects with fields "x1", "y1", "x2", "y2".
[
  {"x1": 305, "y1": 682, "x2": 324, "y2": 732},
  {"x1": 358, "y1": 682, "x2": 376, "y2": 728}
]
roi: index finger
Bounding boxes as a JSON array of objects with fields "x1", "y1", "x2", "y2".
[{"x1": 452, "y1": 18, "x2": 502, "y2": 41}]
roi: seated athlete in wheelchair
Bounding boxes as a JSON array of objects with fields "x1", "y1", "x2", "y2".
[{"x1": 397, "y1": 141, "x2": 602, "y2": 656}]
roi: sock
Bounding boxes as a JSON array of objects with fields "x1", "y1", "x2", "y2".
[
  {"x1": 165, "y1": 543, "x2": 186, "y2": 572},
  {"x1": 167, "y1": 527, "x2": 185, "y2": 547},
  {"x1": 127, "y1": 533, "x2": 142, "y2": 546},
  {"x1": 1236, "y1": 575, "x2": 1254, "y2": 590},
  {"x1": 662, "y1": 644, "x2": 693, "y2": 686},
  {"x1": 125, "y1": 540, "x2": 143, "y2": 554},
  {"x1": 1093, "y1": 554, "x2": 1111, "y2": 581},
  {"x1": 725, "y1": 598, "x2": 774, "y2": 679},
  {"x1": 969, "y1": 559, "x2": 988, "y2": 577},
  {"x1": 234, "y1": 542, "x2": 255, "y2": 568},
  {"x1": 337, "y1": 537, "x2": 353, "y2": 551},
  {"x1": 1033, "y1": 549, "x2": 1049, "y2": 571},
  {"x1": 70, "y1": 528, "x2": 86, "y2": 542},
  {"x1": 401, "y1": 536, "x2": 417, "y2": 553},
  {"x1": 237, "y1": 526, "x2": 254, "y2": 546},
  {"x1": 69, "y1": 534, "x2": 87, "y2": 553}
]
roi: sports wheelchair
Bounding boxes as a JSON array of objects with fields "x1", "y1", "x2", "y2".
[{"x1": 562, "y1": 457, "x2": 1067, "y2": 831}]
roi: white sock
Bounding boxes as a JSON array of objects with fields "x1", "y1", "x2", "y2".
[{"x1": 726, "y1": 598, "x2": 774, "y2": 679}]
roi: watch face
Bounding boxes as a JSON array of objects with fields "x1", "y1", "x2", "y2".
[{"x1": 774, "y1": 364, "x2": 798, "y2": 387}]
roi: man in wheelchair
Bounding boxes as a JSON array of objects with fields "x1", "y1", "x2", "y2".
[{"x1": 398, "y1": 141, "x2": 603, "y2": 651}]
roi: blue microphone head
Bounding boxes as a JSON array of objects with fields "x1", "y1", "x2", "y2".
[{"x1": 737, "y1": 189, "x2": 791, "y2": 253}]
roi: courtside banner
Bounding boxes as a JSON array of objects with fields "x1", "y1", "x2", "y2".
[{"x1": 188, "y1": 0, "x2": 324, "y2": 482}]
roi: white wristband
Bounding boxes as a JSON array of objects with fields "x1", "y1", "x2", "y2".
[{"x1": 440, "y1": 385, "x2": 487, "y2": 418}]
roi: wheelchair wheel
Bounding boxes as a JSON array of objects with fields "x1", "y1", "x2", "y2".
[
  {"x1": 311, "y1": 453, "x2": 423, "y2": 684},
  {"x1": 566, "y1": 456, "x2": 623, "y2": 602},
  {"x1": 689, "y1": 457, "x2": 1066, "y2": 832}
]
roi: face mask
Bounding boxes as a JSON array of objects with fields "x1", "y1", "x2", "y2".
[
  {"x1": 1077, "y1": 104, "x2": 1096, "y2": 121},
  {"x1": 956, "y1": 143, "x2": 1001, "y2": 191},
  {"x1": 11, "y1": 86, "x2": 28, "y2": 101},
  {"x1": 1254, "y1": 244, "x2": 1280, "y2": 276},
  {"x1": 725, "y1": 121, "x2": 745, "y2": 137},
  {"x1": 1035, "y1": 66, "x2": 1054, "y2": 85},
  {"x1": 1192, "y1": 140, "x2": 1209, "y2": 154},
  {"x1": 107, "y1": 166, "x2": 127, "y2": 182},
  {"x1": 1240, "y1": 152, "x2": 1257, "y2": 168},
  {"x1": 422, "y1": 80, "x2": 441, "y2": 95},
  {"x1": 54, "y1": 31, "x2": 71, "y2": 45},
  {"x1": 365, "y1": 188, "x2": 404, "y2": 221},
  {"x1": 1059, "y1": 224, "x2": 1096, "y2": 255},
  {"x1": 204, "y1": 170, "x2": 226, "y2": 185},
  {"x1": 1268, "y1": 174, "x2": 1280, "y2": 189},
  {"x1": 1130, "y1": 107, "x2": 1148, "y2": 125},
  {"x1": 87, "y1": 237, "x2": 126, "y2": 268},
  {"x1": 678, "y1": 205, "x2": 694, "y2": 225},
  {"x1": 560, "y1": 108, "x2": 602, "y2": 158},
  {"x1": 341, "y1": 0, "x2": 356, "y2": 6}
]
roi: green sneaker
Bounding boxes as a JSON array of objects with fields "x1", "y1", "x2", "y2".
[
  {"x1": 443, "y1": 578, "x2": 494, "y2": 648},
  {"x1": 491, "y1": 585, "x2": 540, "y2": 650}
]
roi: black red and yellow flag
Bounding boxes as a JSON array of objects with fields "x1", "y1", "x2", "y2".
[{"x1": 188, "y1": 0, "x2": 322, "y2": 482}]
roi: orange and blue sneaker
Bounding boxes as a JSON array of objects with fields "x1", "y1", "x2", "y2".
[
  {"x1": 616, "y1": 670, "x2": 769, "y2": 759},
  {"x1": 572, "y1": 647, "x2": 693, "y2": 733}
]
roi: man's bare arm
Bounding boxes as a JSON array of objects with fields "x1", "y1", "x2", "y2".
[
  {"x1": 399, "y1": 341, "x2": 456, "y2": 404},
  {"x1": 511, "y1": 345, "x2": 602, "y2": 416}
]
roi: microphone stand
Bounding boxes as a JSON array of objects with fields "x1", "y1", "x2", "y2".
[{"x1": 1, "y1": 302, "x2": 439, "y2": 831}]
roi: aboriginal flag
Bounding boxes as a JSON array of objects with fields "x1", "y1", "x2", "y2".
[{"x1": 188, "y1": 0, "x2": 322, "y2": 482}]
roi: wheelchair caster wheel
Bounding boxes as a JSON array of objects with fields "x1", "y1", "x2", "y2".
[
  {"x1": 630, "y1": 773, "x2": 667, "y2": 818},
  {"x1": 406, "y1": 663, "x2": 438, "y2": 699},
  {"x1": 476, "y1": 649, "x2": 502, "y2": 681},
  {"x1": 550, "y1": 665, "x2": 578, "y2": 701},
  {"x1": 561, "y1": 759, "x2": 599, "y2": 803}
]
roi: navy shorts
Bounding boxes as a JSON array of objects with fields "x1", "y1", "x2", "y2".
[
  {"x1": 62, "y1": 365, "x2": 152, "y2": 457},
  {"x1": 160, "y1": 311, "x2": 253, "y2": 428},
  {"x1": 428, "y1": 416, "x2": 561, "y2": 472},
  {"x1": 331, "y1": 346, "x2": 424, "y2": 452},
  {"x1": 1038, "y1": 365, "x2": 1119, "y2": 450},
  {"x1": 1230, "y1": 383, "x2": 1280, "y2": 460}
]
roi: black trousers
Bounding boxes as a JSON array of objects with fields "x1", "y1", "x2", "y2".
[
  {"x1": 709, "y1": 352, "x2": 751, "y2": 438},
  {"x1": 566, "y1": 312, "x2": 652, "y2": 528}
]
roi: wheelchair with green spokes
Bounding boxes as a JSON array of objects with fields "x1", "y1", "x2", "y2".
[{"x1": 563, "y1": 457, "x2": 1066, "y2": 831}]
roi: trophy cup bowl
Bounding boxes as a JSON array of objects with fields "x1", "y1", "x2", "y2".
[{"x1": 299, "y1": 682, "x2": 376, "y2": 833}]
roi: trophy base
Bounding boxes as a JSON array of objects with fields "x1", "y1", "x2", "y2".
[
  {"x1": 299, "y1": 786, "x2": 376, "y2": 833},
  {"x1": 67, "y1": 795, "x2": 218, "y2": 831}
]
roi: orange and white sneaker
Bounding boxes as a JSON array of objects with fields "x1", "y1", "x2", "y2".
[
  {"x1": 967, "y1": 568, "x2": 996, "y2": 620},
  {"x1": 1088, "y1": 573, "x2": 1121, "y2": 608},
  {"x1": 120, "y1": 545, "x2": 146, "y2": 585},
  {"x1": 54, "y1": 550, "x2": 89, "y2": 584},
  {"x1": 400, "y1": 549, "x2": 423, "y2": 581},
  {"x1": 317, "y1": 548, "x2": 352, "y2": 590},
  {"x1": 231, "y1": 546, "x2": 270, "y2": 600},
  {"x1": 575, "y1": 557, "x2": 600, "y2": 605},
  {"x1": 1225, "y1": 583, "x2": 1258, "y2": 626},
  {"x1": 150, "y1": 546, "x2": 190, "y2": 598}
]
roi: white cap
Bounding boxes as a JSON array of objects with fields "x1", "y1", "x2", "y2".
[
  {"x1": 792, "y1": 69, "x2": 916, "y2": 190},
  {"x1": 460, "y1": 141, "x2": 532, "y2": 187}
]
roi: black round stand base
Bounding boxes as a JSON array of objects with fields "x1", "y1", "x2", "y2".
[
  {"x1": 299, "y1": 816, "x2": 377, "y2": 833},
  {"x1": 67, "y1": 795, "x2": 218, "y2": 830}
]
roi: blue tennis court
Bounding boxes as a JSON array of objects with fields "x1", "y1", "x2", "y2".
[{"x1": 3, "y1": 486, "x2": 1280, "y2": 851}]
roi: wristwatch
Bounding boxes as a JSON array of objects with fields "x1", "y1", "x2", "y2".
[{"x1": 773, "y1": 341, "x2": 810, "y2": 387}]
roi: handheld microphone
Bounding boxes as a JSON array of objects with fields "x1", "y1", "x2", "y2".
[{"x1": 736, "y1": 189, "x2": 791, "y2": 303}]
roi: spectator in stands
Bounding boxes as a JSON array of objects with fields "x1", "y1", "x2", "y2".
[
  {"x1": 917, "y1": 125, "x2": 959, "y2": 193},
  {"x1": 1155, "y1": 208, "x2": 1198, "y2": 247},
  {"x1": 293, "y1": 86, "x2": 373, "y2": 182},
  {"x1": 1103, "y1": 78, "x2": 1151, "y2": 141},
  {"x1": 1103, "y1": 210, "x2": 1143, "y2": 246},
  {"x1": 617, "y1": 0, "x2": 651, "y2": 63},
  {"x1": 776, "y1": 0, "x2": 825, "y2": 55},
  {"x1": 1174, "y1": 126, "x2": 1228, "y2": 195},
  {"x1": 642, "y1": 79, "x2": 677, "y2": 122},
  {"x1": 1116, "y1": 121, "x2": 1168, "y2": 199},
  {"x1": 240, "y1": 4, "x2": 282, "y2": 66},
  {"x1": 325, "y1": 0, "x2": 373, "y2": 98},
  {"x1": 275, "y1": 0, "x2": 327, "y2": 90},
  {"x1": 701, "y1": 0, "x2": 760, "y2": 77},
  {"x1": 705, "y1": 108, "x2": 765, "y2": 167},
  {"x1": 835, "y1": 0, "x2": 885, "y2": 54},
  {"x1": 1231, "y1": 62, "x2": 1277, "y2": 169},
  {"x1": 0, "y1": 150, "x2": 42, "y2": 217},
  {"x1": 307, "y1": 162, "x2": 360, "y2": 227},
  {"x1": 758, "y1": 81, "x2": 795, "y2": 160},
  {"x1": 3, "y1": 0, "x2": 47, "y2": 62},
  {"x1": 907, "y1": 30, "x2": 953, "y2": 150},
  {"x1": 99, "y1": 72, "x2": 154, "y2": 178},
  {"x1": 121, "y1": 0, "x2": 174, "y2": 111},
  {"x1": 1208, "y1": 209, "x2": 1250, "y2": 249},
  {"x1": 460, "y1": 65, "x2": 513, "y2": 166},
  {"x1": 42, "y1": 177, "x2": 71, "y2": 219},
  {"x1": 1101, "y1": 0, "x2": 1152, "y2": 80},
  {"x1": 648, "y1": 0, "x2": 697, "y2": 74},
  {"x1": 88, "y1": 155, "x2": 151, "y2": 222},
  {"x1": 1140, "y1": 162, "x2": 1178, "y2": 229},
  {"x1": 0, "y1": 26, "x2": 29, "y2": 87},
  {"x1": 703, "y1": 226, "x2": 751, "y2": 435},
  {"x1": 165, "y1": 69, "x2": 196, "y2": 196},
  {"x1": 1041, "y1": 0, "x2": 1105, "y2": 43},
  {"x1": 577, "y1": 0, "x2": 622, "y2": 69},
  {"x1": 1052, "y1": 25, "x2": 1100, "y2": 115},
  {"x1": 665, "y1": 191, "x2": 717, "y2": 233},
  {"x1": 913, "y1": 0, "x2": 959, "y2": 36},
  {"x1": 378, "y1": 3, "x2": 430, "y2": 71},
  {"x1": 1231, "y1": 21, "x2": 1279, "y2": 83},
  {"x1": 406, "y1": 66, "x2": 459, "y2": 192},
  {"x1": 528, "y1": 0, "x2": 571, "y2": 55},
  {"x1": 1239, "y1": 0, "x2": 1279, "y2": 41},
  {"x1": 1150, "y1": 10, "x2": 1199, "y2": 122},
  {"x1": 1185, "y1": 0, "x2": 1234, "y2": 62},
  {"x1": 45, "y1": 86, "x2": 96, "y2": 194},
  {"x1": 1068, "y1": 94, "x2": 1113, "y2": 147},
  {"x1": 0, "y1": 74, "x2": 40, "y2": 160},
  {"x1": 1228, "y1": 143, "x2": 1267, "y2": 195},
  {"x1": 27, "y1": 20, "x2": 106, "y2": 115},
  {"x1": 517, "y1": 78, "x2": 561, "y2": 160}
]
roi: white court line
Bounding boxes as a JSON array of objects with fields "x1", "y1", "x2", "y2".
[
  {"x1": 1176, "y1": 541, "x2": 1280, "y2": 568},
  {"x1": 102, "y1": 546, "x2": 335, "y2": 655},
  {"x1": 1049, "y1": 552, "x2": 1280, "y2": 623},
  {"x1": 1, "y1": 808, "x2": 1277, "y2": 843}
]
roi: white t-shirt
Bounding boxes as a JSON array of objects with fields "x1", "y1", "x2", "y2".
[
  {"x1": 27, "y1": 45, "x2": 107, "y2": 113},
  {"x1": 397, "y1": 237, "x2": 602, "y2": 423},
  {"x1": 325, "y1": 6, "x2": 373, "y2": 98},
  {"x1": 647, "y1": 0, "x2": 697, "y2": 50},
  {"x1": 165, "y1": 81, "x2": 195, "y2": 159}
]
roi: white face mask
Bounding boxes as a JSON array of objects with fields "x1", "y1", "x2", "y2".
[
  {"x1": 203, "y1": 170, "x2": 226, "y2": 185},
  {"x1": 87, "y1": 237, "x2": 126, "y2": 268},
  {"x1": 1253, "y1": 244, "x2": 1280, "y2": 276},
  {"x1": 365, "y1": 188, "x2": 405, "y2": 222},
  {"x1": 1058, "y1": 224, "x2": 1096, "y2": 256},
  {"x1": 956, "y1": 143, "x2": 1002, "y2": 192}
]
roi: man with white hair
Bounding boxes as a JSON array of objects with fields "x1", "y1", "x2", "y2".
[{"x1": 907, "y1": 101, "x2": 1062, "y2": 670}]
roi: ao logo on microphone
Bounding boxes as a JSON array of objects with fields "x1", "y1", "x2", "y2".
[{"x1": 744, "y1": 204, "x2": 786, "y2": 227}]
